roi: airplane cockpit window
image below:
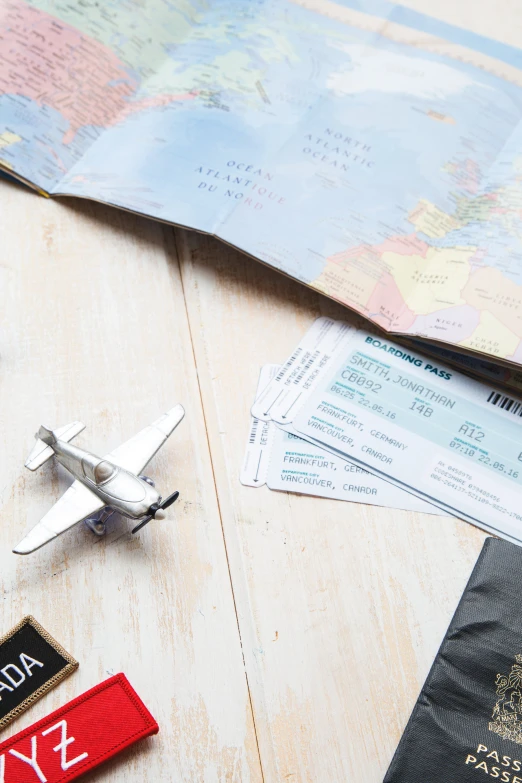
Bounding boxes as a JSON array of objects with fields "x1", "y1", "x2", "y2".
[
  {"x1": 94, "y1": 461, "x2": 115, "y2": 484},
  {"x1": 82, "y1": 458, "x2": 116, "y2": 484}
]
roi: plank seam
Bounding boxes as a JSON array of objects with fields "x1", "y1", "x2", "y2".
[{"x1": 171, "y1": 227, "x2": 266, "y2": 783}]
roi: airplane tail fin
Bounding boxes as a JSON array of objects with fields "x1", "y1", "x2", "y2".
[
  {"x1": 37, "y1": 425, "x2": 55, "y2": 446},
  {"x1": 25, "y1": 421, "x2": 86, "y2": 471}
]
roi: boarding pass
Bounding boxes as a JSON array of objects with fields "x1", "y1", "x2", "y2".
[
  {"x1": 290, "y1": 328, "x2": 522, "y2": 543},
  {"x1": 242, "y1": 366, "x2": 444, "y2": 514},
  {"x1": 251, "y1": 318, "x2": 355, "y2": 422}
]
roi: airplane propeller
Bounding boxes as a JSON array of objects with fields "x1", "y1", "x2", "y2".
[{"x1": 132, "y1": 491, "x2": 179, "y2": 534}]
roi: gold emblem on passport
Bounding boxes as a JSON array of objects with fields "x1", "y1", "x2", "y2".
[{"x1": 489, "y1": 654, "x2": 522, "y2": 744}]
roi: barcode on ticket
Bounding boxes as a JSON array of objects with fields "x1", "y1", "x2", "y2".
[
  {"x1": 486, "y1": 390, "x2": 522, "y2": 417},
  {"x1": 293, "y1": 351, "x2": 319, "y2": 385},
  {"x1": 249, "y1": 418, "x2": 259, "y2": 443},
  {"x1": 275, "y1": 348, "x2": 302, "y2": 381}
]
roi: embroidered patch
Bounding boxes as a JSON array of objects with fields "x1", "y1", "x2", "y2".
[
  {"x1": 0, "y1": 616, "x2": 78, "y2": 730},
  {"x1": 0, "y1": 673, "x2": 158, "y2": 782}
]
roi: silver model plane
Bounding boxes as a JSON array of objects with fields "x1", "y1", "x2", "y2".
[{"x1": 13, "y1": 405, "x2": 185, "y2": 555}]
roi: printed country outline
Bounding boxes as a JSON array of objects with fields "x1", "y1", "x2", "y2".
[
  {"x1": 407, "y1": 195, "x2": 522, "y2": 341},
  {"x1": 312, "y1": 233, "x2": 428, "y2": 329},
  {"x1": 29, "y1": 0, "x2": 301, "y2": 88},
  {"x1": 314, "y1": 231, "x2": 522, "y2": 358},
  {"x1": 404, "y1": 304, "x2": 480, "y2": 345},
  {"x1": 0, "y1": 1, "x2": 196, "y2": 146},
  {"x1": 461, "y1": 266, "x2": 522, "y2": 340},
  {"x1": 443, "y1": 158, "x2": 481, "y2": 194},
  {"x1": 404, "y1": 186, "x2": 522, "y2": 242},
  {"x1": 312, "y1": 194, "x2": 475, "y2": 321},
  {"x1": 389, "y1": 241, "x2": 522, "y2": 352},
  {"x1": 410, "y1": 181, "x2": 522, "y2": 243},
  {"x1": 11, "y1": 0, "x2": 305, "y2": 138},
  {"x1": 459, "y1": 309, "x2": 520, "y2": 359},
  {"x1": 312, "y1": 181, "x2": 522, "y2": 335},
  {"x1": 384, "y1": 244, "x2": 477, "y2": 319},
  {"x1": 312, "y1": 230, "x2": 478, "y2": 324},
  {"x1": 0, "y1": 131, "x2": 22, "y2": 149}
]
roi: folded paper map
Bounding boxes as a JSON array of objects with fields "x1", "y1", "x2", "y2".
[{"x1": 3, "y1": 0, "x2": 522, "y2": 366}]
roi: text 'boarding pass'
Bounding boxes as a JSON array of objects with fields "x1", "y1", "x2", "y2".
[{"x1": 286, "y1": 324, "x2": 522, "y2": 543}]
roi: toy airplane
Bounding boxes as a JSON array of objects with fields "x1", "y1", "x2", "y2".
[{"x1": 13, "y1": 405, "x2": 185, "y2": 555}]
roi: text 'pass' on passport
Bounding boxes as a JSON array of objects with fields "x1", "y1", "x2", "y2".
[{"x1": 385, "y1": 538, "x2": 522, "y2": 782}]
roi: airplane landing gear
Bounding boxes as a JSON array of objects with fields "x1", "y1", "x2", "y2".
[{"x1": 84, "y1": 507, "x2": 116, "y2": 537}]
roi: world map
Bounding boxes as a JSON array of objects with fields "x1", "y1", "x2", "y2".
[{"x1": 2, "y1": 0, "x2": 522, "y2": 365}]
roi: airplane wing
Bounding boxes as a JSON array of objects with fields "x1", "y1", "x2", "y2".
[
  {"x1": 105, "y1": 405, "x2": 185, "y2": 475},
  {"x1": 13, "y1": 481, "x2": 105, "y2": 555}
]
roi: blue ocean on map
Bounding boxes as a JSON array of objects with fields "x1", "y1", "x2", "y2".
[
  {"x1": 3, "y1": 0, "x2": 522, "y2": 360},
  {"x1": 47, "y1": 16, "x2": 522, "y2": 286}
]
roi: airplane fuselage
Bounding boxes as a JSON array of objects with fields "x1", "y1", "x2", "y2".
[{"x1": 52, "y1": 440, "x2": 160, "y2": 520}]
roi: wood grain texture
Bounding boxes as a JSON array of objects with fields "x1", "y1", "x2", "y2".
[
  {"x1": 1, "y1": 0, "x2": 520, "y2": 779},
  {"x1": 0, "y1": 183, "x2": 262, "y2": 782},
  {"x1": 176, "y1": 229, "x2": 487, "y2": 782}
]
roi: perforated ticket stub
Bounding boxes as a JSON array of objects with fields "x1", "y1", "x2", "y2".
[
  {"x1": 293, "y1": 330, "x2": 522, "y2": 543},
  {"x1": 242, "y1": 365, "x2": 443, "y2": 514},
  {"x1": 240, "y1": 365, "x2": 279, "y2": 487},
  {"x1": 251, "y1": 318, "x2": 355, "y2": 422}
]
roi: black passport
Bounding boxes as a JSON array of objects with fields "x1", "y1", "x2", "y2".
[{"x1": 384, "y1": 537, "x2": 522, "y2": 783}]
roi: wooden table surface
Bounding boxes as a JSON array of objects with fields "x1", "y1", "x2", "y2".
[{"x1": 1, "y1": 1, "x2": 520, "y2": 779}]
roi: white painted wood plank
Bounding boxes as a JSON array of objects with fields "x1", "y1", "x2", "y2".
[
  {"x1": 0, "y1": 182, "x2": 262, "y2": 782},
  {"x1": 177, "y1": 228, "x2": 487, "y2": 782},
  {"x1": 1, "y1": 2, "x2": 519, "y2": 780}
]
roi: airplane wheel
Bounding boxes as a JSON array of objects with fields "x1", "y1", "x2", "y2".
[{"x1": 84, "y1": 517, "x2": 106, "y2": 537}]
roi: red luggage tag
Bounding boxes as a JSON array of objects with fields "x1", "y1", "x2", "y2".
[{"x1": 0, "y1": 673, "x2": 158, "y2": 782}]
